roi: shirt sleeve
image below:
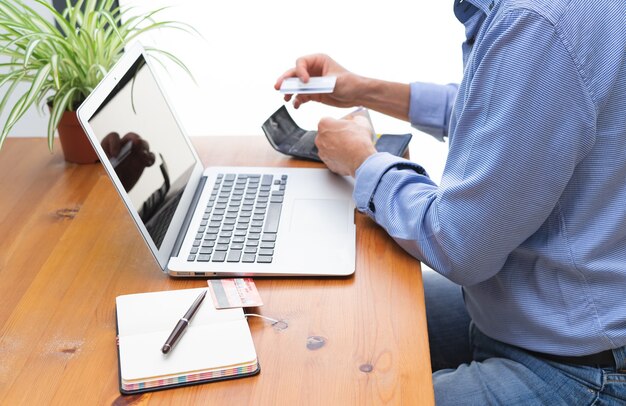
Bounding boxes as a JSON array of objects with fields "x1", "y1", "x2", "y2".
[
  {"x1": 354, "y1": 9, "x2": 596, "y2": 286},
  {"x1": 408, "y1": 81, "x2": 459, "y2": 141},
  {"x1": 353, "y1": 152, "x2": 435, "y2": 218}
]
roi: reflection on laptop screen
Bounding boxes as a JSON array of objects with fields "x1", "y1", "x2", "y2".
[{"x1": 87, "y1": 56, "x2": 196, "y2": 248}]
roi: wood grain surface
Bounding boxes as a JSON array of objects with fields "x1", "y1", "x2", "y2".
[{"x1": 0, "y1": 137, "x2": 433, "y2": 405}]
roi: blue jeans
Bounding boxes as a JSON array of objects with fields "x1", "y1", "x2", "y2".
[{"x1": 423, "y1": 271, "x2": 626, "y2": 405}]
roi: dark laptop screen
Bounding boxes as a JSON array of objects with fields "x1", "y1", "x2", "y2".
[{"x1": 87, "y1": 56, "x2": 196, "y2": 248}]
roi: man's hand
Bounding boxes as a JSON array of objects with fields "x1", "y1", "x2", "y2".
[
  {"x1": 315, "y1": 116, "x2": 377, "y2": 177},
  {"x1": 275, "y1": 54, "x2": 364, "y2": 109}
]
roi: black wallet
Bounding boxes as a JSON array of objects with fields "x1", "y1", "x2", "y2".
[{"x1": 262, "y1": 106, "x2": 412, "y2": 162}]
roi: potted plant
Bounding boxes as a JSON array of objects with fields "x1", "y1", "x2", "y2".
[{"x1": 0, "y1": 0, "x2": 192, "y2": 163}]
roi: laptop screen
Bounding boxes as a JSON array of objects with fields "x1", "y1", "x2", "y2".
[{"x1": 87, "y1": 56, "x2": 196, "y2": 248}]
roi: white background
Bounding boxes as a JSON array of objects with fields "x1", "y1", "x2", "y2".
[{"x1": 2, "y1": 0, "x2": 465, "y2": 181}]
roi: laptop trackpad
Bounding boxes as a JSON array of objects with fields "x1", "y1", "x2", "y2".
[{"x1": 289, "y1": 199, "x2": 349, "y2": 233}]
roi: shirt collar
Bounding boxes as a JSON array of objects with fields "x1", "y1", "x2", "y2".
[{"x1": 454, "y1": 0, "x2": 497, "y2": 23}]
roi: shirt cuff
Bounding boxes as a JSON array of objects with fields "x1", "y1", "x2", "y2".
[
  {"x1": 353, "y1": 152, "x2": 428, "y2": 217},
  {"x1": 409, "y1": 82, "x2": 454, "y2": 142}
]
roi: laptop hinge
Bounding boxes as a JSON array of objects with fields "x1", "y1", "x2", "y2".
[{"x1": 171, "y1": 175, "x2": 207, "y2": 258}]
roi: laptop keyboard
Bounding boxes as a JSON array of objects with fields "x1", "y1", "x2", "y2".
[{"x1": 187, "y1": 173, "x2": 287, "y2": 264}]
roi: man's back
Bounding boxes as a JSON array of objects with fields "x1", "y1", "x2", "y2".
[
  {"x1": 448, "y1": 0, "x2": 626, "y2": 355},
  {"x1": 548, "y1": 0, "x2": 626, "y2": 351}
]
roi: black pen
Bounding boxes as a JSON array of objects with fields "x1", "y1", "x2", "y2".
[{"x1": 161, "y1": 290, "x2": 207, "y2": 354}]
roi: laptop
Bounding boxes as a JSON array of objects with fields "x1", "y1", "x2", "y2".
[{"x1": 77, "y1": 43, "x2": 356, "y2": 277}]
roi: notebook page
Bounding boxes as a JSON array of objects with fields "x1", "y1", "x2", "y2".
[
  {"x1": 116, "y1": 288, "x2": 242, "y2": 336},
  {"x1": 118, "y1": 319, "x2": 257, "y2": 381}
]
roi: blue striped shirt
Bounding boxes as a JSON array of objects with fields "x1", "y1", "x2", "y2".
[{"x1": 353, "y1": 0, "x2": 626, "y2": 356}]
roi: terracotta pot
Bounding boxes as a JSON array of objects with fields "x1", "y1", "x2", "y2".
[{"x1": 57, "y1": 111, "x2": 99, "y2": 164}]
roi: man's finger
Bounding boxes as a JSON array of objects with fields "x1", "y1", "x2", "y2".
[
  {"x1": 295, "y1": 58, "x2": 311, "y2": 83},
  {"x1": 275, "y1": 68, "x2": 297, "y2": 90}
]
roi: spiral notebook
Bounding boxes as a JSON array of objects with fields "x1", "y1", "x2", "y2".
[{"x1": 115, "y1": 288, "x2": 259, "y2": 394}]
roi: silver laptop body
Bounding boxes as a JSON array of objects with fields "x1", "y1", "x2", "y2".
[{"x1": 77, "y1": 43, "x2": 356, "y2": 277}]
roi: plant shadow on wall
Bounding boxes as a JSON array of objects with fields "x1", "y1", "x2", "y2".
[{"x1": 0, "y1": 0, "x2": 194, "y2": 163}]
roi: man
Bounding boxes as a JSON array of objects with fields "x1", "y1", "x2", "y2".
[{"x1": 275, "y1": 0, "x2": 626, "y2": 404}]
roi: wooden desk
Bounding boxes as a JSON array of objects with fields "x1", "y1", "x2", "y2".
[{"x1": 0, "y1": 137, "x2": 433, "y2": 405}]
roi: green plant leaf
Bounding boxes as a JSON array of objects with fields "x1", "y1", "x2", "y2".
[
  {"x1": 0, "y1": 2, "x2": 23, "y2": 22},
  {"x1": 145, "y1": 47, "x2": 196, "y2": 84},
  {"x1": 0, "y1": 72, "x2": 26, "y2": 139},
  {"x1": 68, "y1": 0, "x2": 85, "y2": 29},
  {"x1": 0, "y1": 76, "x2": 28, "y2": 97},
  {"x1": 3, "y1": 63, "x2": 51, "y2": 132},
  {"x1": 0, "y1": 32, "x2": 42, "y2": 59},
  {"x1": 23, "y1": 39, "x2": 42, "y2": 67},
  {"x1": 0, "y1": 91, "x2": 27, "y2": 149},
  {"x1": 50, "y1": 53, "x2": 60, "y2": 89},
  {"x1": 48, "y1": 86, "x2": 78, "y2": 150},
  {"x1": 97, "y1": 9, "x2": 123, "y2": 42},
  {"x1": 34, "y1": 0, "x2": 74, "y2": 38}
]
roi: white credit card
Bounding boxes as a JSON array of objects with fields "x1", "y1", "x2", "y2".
[{"x1": 279, "y1": 76, "x2": 336, "y2": 94}]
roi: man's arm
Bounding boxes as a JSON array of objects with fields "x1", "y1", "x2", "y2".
[
  {"x1": 409, "y1": 82, "x2": 459, "y2": 141},
  {"x1": 275, "y1": 54, "x2": 413, "y2": 121},
  {"x1": 354, "y1": 9, "x2": 596, "y2": 286}
]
